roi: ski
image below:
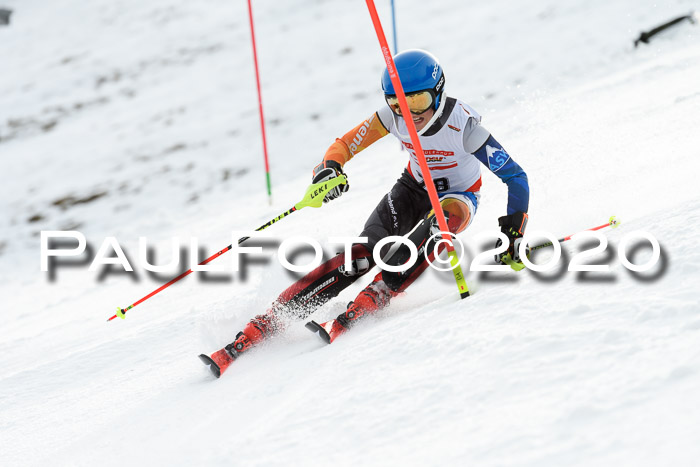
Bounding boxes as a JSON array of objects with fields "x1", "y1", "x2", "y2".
[
  {"x1": 199, "y1": 354, "x2": 222, "y2": 378},
  {"x1": 199, "y1": 347, "x2": 237, "y2": 379},
  {"x1": 305, "y1": 319, "x2": 347, "y2": 344},
  {"x1": 305, "y1": 320, "x2": 332, "y2": 344},
  {"x1": 199, "y1": 330, "x2": 260, "y2": 378}
]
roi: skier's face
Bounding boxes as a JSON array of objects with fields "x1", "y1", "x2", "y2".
[{"x1": 410, "y1": 108, "x2": 435, "y2": 131}]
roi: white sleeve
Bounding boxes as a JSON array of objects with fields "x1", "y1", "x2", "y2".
[
  {"x1": 462, "y1": 117, "x2": 490, "y2": 153},
  {"x1": 376, "y1": 106, "x2": 396, "y2": 134}
]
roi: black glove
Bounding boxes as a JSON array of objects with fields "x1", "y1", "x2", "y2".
[
  {"x1": 312, "y1": 160, "x2": 349, "y2": 203},
  {"x1": 494, "y1": 212, "x2": 529, "y2": 268}
]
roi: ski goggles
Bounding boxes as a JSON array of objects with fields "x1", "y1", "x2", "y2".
[{"x1": 385, "y1": 90, "x2": 434, "y2": 116}]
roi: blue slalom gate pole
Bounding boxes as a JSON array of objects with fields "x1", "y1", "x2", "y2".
[
  {"x1": 390, "y1": 0, "x2": 398, "y2": 53},
  {"x1": 390, "y1": 0, "x2": 403, "y2": 152}
]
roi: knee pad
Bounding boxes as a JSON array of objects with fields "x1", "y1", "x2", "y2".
[
  {"x1": 380, "y1": 201, "x2": 469, "y2": 291},
  {"x1": 428, "y1": 197, "x2": 471, "y2": 234}
]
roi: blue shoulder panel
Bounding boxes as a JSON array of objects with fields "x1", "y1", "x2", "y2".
[{"x1": 473, "y1": 135, "x2": 529, "y2": 214}]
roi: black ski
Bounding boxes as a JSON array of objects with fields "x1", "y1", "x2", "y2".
[
  {"x1": 305, "y1": 320, "x2": 333, "y2": 344},
  {"x1": 199, "y1": 354, "x2": 222, "y2": 378}
]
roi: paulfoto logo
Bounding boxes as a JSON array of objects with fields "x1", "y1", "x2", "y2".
[{"x1": 40, "y1": 228, "x2": 662, "y2": 281}]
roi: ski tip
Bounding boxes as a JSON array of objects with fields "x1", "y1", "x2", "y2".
[
  {"x1": 460, "y1": 291, "x2": 470, "y2": 299},
  {"x1": 305, "y1": 320, "x2": 332, "y2": 345},
  {"x1": 199, "y1": 354, "x2": 221, "y2": 378}
]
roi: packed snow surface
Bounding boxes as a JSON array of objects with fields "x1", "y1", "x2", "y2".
[{"x1": 1, "y1": 0, "x2": 699, "y2": 465}]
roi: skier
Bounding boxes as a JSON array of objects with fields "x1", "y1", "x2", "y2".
[{"x1": 201, "y1": 49, "x2": 529, "y2": 377}]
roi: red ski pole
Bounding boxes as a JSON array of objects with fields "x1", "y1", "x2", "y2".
[
  {"x1": 107, "y1": 176, "x2": 347, "y2": 321},
  {"x1": 530, "y1": 216, "x2": 620, "y2": 251}
]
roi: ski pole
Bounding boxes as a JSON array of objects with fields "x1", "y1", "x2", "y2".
[
  {"x1": 530, "y1": 216, "x2": 620, "y2": 251},
  {"x1": 108, "y1": 176, "x2": 347, "y2": 321}
]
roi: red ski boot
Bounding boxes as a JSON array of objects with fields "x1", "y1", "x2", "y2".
[
  {"x1": 199, "y1": 312, "x2": 276, "y2": 378},
  {"x1": 199, "y1": 331, "x2": 251, "y2": 378},
  {"x1": 306, "y1": 278, "x2": 396, "y2": 344}
]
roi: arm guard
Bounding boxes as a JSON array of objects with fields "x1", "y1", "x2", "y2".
[{"x1": 473, "y1": 135, "x2": 529, "y2": 215}]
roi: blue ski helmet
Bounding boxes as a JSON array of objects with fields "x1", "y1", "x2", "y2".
[{"x1": 381, "y1": 49, "x2": 445, "y2": 112}]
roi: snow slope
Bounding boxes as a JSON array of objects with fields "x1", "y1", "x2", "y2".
[{"x1": 1, "y1": 0, "x2": 699, "y2": 465}]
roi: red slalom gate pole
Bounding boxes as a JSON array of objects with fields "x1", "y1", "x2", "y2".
[
  {"x1": 247, "y1": 0, "x2": 273, "y2": 203},
  {"x1": 365, "y1": 0, "x2": 469, "y2": 298}
]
